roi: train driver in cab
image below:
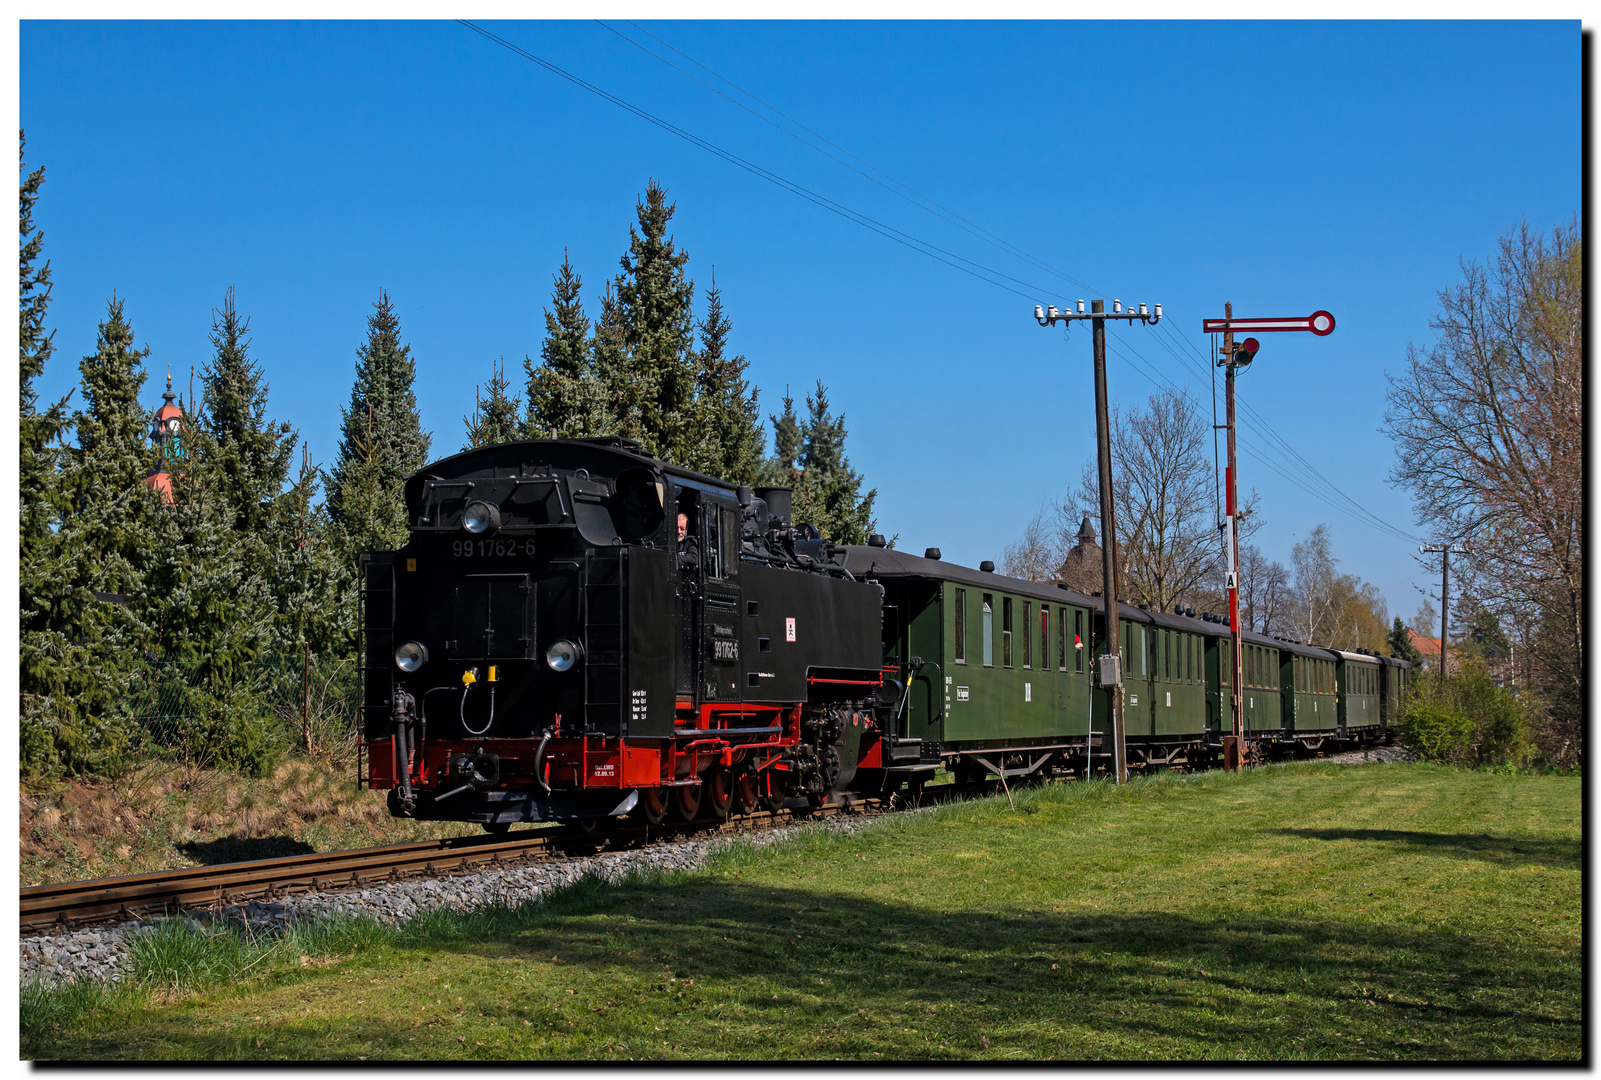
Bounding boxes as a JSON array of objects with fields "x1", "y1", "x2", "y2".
[{"x1": 677, "y1": 507, "x2": 700, "y2": 572}]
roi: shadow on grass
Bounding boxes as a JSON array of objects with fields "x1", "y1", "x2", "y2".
[
  {"x1": 176, "y1": 835, "x2": 317, "y2": 864},
  {"x1": 52, "y1": 873, "x2": 1576, "y2": 1062},
  {"x1": 1268, "y1": 828, "x2": 1579, "y2": 866}
]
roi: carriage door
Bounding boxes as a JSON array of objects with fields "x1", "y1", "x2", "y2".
[{"x1": 700, "y1": 500, "x2": 743, "y2": 703}]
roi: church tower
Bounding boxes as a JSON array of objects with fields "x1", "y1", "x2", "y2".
[{"x1": 142, "y1": 373, "x2": 185, "y2": 505}]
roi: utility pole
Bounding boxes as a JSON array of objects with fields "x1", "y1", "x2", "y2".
[
  {"x1": 1202, "y1": 306, "x2": 1335, "y2": 771},
  {"x1": 1419, "y1": 543, "x2": 1465, "y2": 681},
  {"x1": 1036, "y1": 298, "x2": 1163, "y2": 784}
]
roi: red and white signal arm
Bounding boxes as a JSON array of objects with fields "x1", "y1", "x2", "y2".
[{"x1": 1202, "y1": 310, "x2": 1335, "y2": 336}]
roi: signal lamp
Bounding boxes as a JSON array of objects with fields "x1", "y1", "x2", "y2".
[
  {"x1": 394, "y1": 641, "x2": 429, "y2": 672},
  {"x1": 546, "y1": 639, "x2": 584, "y2": 673},
  {"x1": 463, "y1": 501, "x2": 501, "y2": 534}
]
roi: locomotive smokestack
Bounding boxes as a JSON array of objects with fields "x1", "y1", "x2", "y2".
[{"x1": 754, "y1": 486, "x2": 791, "y2": 527}]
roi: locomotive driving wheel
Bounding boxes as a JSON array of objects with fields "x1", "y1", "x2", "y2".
[
  {"x1": 731, "y1": 769, "x2": 760, "y2": 816},
  {"x1": 759, "y1": 770, "x2": 786, "y2": 813},
  {"x1": 703, "y1": 767, "x2": 733, "y2": 821},
  {"x1": 672, "y1": 783, "x2": 701, "y2": 822},
  {"x1": 634, "y1": 787, "x2": 669, "y2": 826}
]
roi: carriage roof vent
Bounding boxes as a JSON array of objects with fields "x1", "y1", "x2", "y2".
[
  {"x1": 868, "y1": 533, "x2": 887, "y2": 548},
  {"x1": 924, "y1": 547, "x2": 942, "y2": 561},
  {"x1": 979, "y1": 560, "x2": 995, "y2": 572}
]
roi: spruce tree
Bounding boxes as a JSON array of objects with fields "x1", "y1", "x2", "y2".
[
  {"x1": 464, "y1": 357, "x2": 524, "y2": 449},
  {"x1": 525, "y1": 252, "x2": 603, "y2": 439},
  {"x1": 795, "y1": 381, "x2": 878, "y2": 545},
  {"x1": 757, "y1": 381, "x2": 878, "y2": 544},
  {"x1": 685, "y1": 270, "x2": 762, "y2": 483},
  {"x1": 764, "y1": 387, "x2": 804, "y2": 476},
  {"x1": 20, "y1": 132, "x2": 69, "y2": 554},
  {"x1": 1389, "y1": 615, "x2": 1424, "y2": 665},
  {"x1": 614, "y1": 180, "x2": 696, "y2": 461},
  {"x1": 199, "y1": 285, "x2": 296, "y2": 535},
  {"x1": 328, "y1": 290, "x2": 431, "y2": 560},
  {"x1": 590, "y1": 279, "x2": 640, "y2": 442},
  {"x1": 71, "y1": 296, "x2": 153, "y2": 497},
  {"x1": 22, "y1": 298, "x2": 161, "y2": 779}
]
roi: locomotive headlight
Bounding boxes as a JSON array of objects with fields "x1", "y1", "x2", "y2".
[
  {"x1": 394, "y1": 640, "x2": 429, "y2": 673},
  {"x1": 462, "y1": 501, "x2": 500, "y2": 535},
  {"x1": 545, "y1": 639, "x2": 583, "y2": 673}
]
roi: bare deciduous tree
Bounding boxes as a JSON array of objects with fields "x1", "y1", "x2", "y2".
[
  {"x1": 1074, "y1": 387, "x2": 1221, "y2": 613},
  {"x1": 1237, "y1": 543, "x2": 1291, "y2": 634},
  {"x1": 1286, "y1": 523, "x2": 1389, "y2": 651},
  {"x1": 1384, "y1": 218, "x2": 1582, "y2": 759},
  {"x1": 1000, "y1": 501, "x2": 1067, "y2": 582}
]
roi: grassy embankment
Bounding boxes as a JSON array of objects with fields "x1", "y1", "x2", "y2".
[
  {"x1": 21, "y1": 757, "x2": 479, "y2": 888},
  {"x1": 22, "y1": 762, "x2": 1580, "y2": 1061}
]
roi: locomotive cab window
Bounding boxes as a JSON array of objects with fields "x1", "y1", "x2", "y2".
[{"x1": 704, "y1": 506, "x2": 725, "y2": 579}]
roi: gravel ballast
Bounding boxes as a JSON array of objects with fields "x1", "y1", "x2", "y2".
[{"x1": 20, "y1": 817, "x2": 874, "y2": 990}]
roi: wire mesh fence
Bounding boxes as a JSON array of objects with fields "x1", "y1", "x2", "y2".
[{"x1": 124, "y1": 651, "x2": 363, "y2": 765}]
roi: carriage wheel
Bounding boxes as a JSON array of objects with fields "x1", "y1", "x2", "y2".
[
  {"x1": 634, "y1": 787, "x2": 669, "y2": 826},
  {"x1": 731, "y1": 770, "x2": 761, "y2": 816},
  {"x1": 672, "y1": 783, "x2": 702, "y2": 822},
  {"x1": 703, "y1": 767, "x2": 733, "y2": 821}
]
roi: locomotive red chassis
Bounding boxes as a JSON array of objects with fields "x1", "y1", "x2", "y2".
[{"x1": 361, "y1": 689, "x2": 888, "y2": 811}]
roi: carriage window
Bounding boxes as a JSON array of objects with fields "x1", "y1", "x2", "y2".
[
  {"x1": 954, "y1": 589, "x2": 967, "y2": 663},
  {"x1": 1057, "y1": 608, "x2": 1066, "y2": 670},
  {"x1": 1163, "y1": 631, "x2": 1172, "y2": 680},
  {"x1": 1022, "y1": 602, "x2": 1032, "y2": 668},
  {"x1": 1003, "y1": 598, "x2": 1014, "y2": 668},
  {"x1": 1041, "y1": 606, "x2": 1050, "y2": 672},
  {"x1": 982, "y1": 594, "x2": 994, "y2": 667},
  {"x1": 1074, "y1": 610, "x2": 1085, "y2": 672},
  {"x1": 1186, "y1": 636, "x2": 1194, "y2": 683}
]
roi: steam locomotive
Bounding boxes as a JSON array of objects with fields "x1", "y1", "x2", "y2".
[{"x1": 359, "y1": 438, "x2": 1407, "y2": 830}]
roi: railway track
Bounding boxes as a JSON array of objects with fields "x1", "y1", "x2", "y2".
[
  {"x1": 18, "y1": 747, "x2": 1386, "y2": 936},
  {"x1": 19, "y1": 793, "x2": 901, "y2": 936}
]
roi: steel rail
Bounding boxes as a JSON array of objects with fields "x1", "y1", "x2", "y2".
[
  {"x1": 19, "y1": 794, "x2": 905, "y2": 935},
  {"x1": 24, "y1": 746, "x2": 1344, "y2": 935}
]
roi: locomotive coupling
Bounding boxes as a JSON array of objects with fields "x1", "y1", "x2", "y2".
[{"x1": 435, "y1": 749, "x2": 501, "y2": 804}]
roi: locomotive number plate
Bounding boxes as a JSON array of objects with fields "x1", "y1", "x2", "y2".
[
  {"x1": 710, "y1": 639, "x2": 740, "y2": 662},
  {"x1": 451, "y1": 539, "x2": 537, "y2": 558}
]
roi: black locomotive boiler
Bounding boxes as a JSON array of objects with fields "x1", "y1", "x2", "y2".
[{"x1": 360, "y1": 437, "x2": 893, "y2": 830}]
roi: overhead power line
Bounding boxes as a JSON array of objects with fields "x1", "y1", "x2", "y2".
[
  {"x1": 459, "y1": 19, "x2": 1422, "y2": 549},
  {"x1": 458, "y1": 20, "x2": 1071, "y2": 305},
  {"x1": 598, "y1": 19, "x2": 1106, "y2": 299}
]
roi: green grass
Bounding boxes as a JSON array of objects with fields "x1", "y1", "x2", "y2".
[{"x1": 22, "y1": 762, "x2": 1580, "y2": 1061}]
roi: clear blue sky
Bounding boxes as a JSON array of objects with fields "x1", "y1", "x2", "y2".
[{"x1": 20, "y1": 20, "x2": 1581, "y2": 623}]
